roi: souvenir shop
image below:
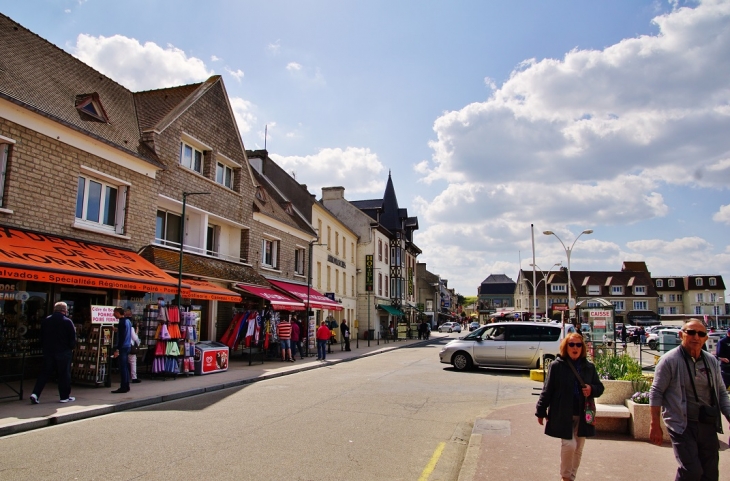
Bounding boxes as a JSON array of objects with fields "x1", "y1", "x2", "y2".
[{"x1": 0, "y1": 227, "x2": 187, "y2": 398}]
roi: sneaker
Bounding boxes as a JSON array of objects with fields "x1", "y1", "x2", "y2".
[
  {"x1": 30, "y1": 393, "x2": 39, "y2": 404},
  {"x1": 59, "y1": 397, "x2": 75, "y2": 403},
  {"x1": 289, "y1": 358, "x2": 295, "y2": 362}
]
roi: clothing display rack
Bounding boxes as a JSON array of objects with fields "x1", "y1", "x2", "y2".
[
  {"x1": 147, "y1": 301, "x2": 196, "y2": 379},
  {"x1": 219, "y1": 308, "x2": 268, "y2": 366}
]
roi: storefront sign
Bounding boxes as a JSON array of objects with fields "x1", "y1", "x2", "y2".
[
  {"x1": 0, "y1": 227, "x2": 182, "y2": 293},
  {"x1": 365, "y1": 255, "x2": 373, "y2": 292},
  {"x1": 91, "y1": 305, "x2": 117, "y2": 324},
  {"x1": 589, "y1": 310, "x2": 611, "y2": 318},
  {"x1": 327, "y1": 254, "x2": 346, "y2": 268}
]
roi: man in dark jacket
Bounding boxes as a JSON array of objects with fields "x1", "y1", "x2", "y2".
[
  {"x1": 340, "y1": 319, "x2": 351, "y2": 351},
  {"x1": 111, "y1": 307, "x2": 132, "y2": 393},
  {"x1": 30, "y1": 301, "x2": 76, "y2": 404}
]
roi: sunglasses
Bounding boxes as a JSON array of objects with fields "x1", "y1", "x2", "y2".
[
  {"x1": 568, "y1": 342, "x2": 583, "y2": 348},
  {"x1": 682, "y1": 329, "x2": 707, "y2": 338}
]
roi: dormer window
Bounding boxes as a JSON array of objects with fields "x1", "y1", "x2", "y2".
[
  {"x1": 634, "y1": 286, "x2": 646, "y2": 295},
  {"x1": 656, "y1": 279, "x2": 663, "y2": 288},
  {"x1": 75, "y1": 93, "x2": 109, "y2": 122},
  {"x1": 695, "y1": 278, "x2": 703, "y2": 287},
  {"x1": 255, "y1": 185, "x2": 267, "y2": 202},
  {"x1": 668, "y1": 279, "x2": 675, "y2": 287},
  {"x1": 709, "y1": 277, "x2": 716, "y2": 286}
]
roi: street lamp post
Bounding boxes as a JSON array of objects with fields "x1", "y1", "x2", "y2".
[
  {"x1": 543, "y1": 229, "x2": 593, "y2": 329},
  {"x1": 177, "y1": 191, "x2": 210, "y2": 311},
  {"x1": 530, "y1": 262, "x2": 562, "y2": 320}
]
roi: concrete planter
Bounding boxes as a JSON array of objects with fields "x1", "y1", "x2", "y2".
[
  {"x1": 595, "y1": 379, "x2": 634, "y2": 404},
  {"x1": 626, "y1": 399, "x2": 670, "y2": 441}
]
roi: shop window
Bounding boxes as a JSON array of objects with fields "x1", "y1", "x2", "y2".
[
  {"x1": 215, "y1": 162, "x2": 233, "y2": 189},
  {"x1": 0, "y1": 140, "x2": 12, "y2": 207},
  {"x1": 155, "y1": 210, "x2": 182, "y2": 247},
  {"x1": 262, "y1": 238, "x2": 279, "y2": 268},
  {"x1": 75, "y1": 174, "x2": 127, "y2": 234},
  {"x1": 180, "y1": 141, "x2": 204, "y2": 174},
  {"x1": 294, "y1": 247, "x2": 305, "y2": 275}
]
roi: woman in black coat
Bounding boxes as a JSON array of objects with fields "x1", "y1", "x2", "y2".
[{"x1": 536, "y1": 332, "x2": 604, "y2": 481}]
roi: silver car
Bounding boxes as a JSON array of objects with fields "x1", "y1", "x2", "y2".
[
  {"x1": 439, "y1": 321, "x2": 567, "y2": 371},
  {"x1": 438, "y1": 322, "x2": 462, "y2": 333}
]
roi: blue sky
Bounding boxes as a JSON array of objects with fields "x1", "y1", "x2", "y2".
[{"x1": 2, "y1": 0, "x2": 729, "y2": 297}]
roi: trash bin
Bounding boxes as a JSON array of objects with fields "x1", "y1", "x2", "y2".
[
  {"x1": 659, "y1": 331, "x2": 679, "y2": 353},
  {"x1": 367, "y1": 329, "x2": 375, "y2": 340},
  {"x1": 194, "y1": 341, "x2": 229, "y2": 375}
]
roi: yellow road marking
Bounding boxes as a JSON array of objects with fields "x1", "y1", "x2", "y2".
[{"x1": 418, "y1": 441, "x2": 446, "y2": 481}]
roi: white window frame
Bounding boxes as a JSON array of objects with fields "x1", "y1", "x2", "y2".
[
  {"x1": 180, "y1": 141, "x2": 204, "y2": 174},
  {"x1": 694, "y1": 306, "x2": 702, "y2": 315},
  {"x1": 551, "y1": 284, "x2": 567, "y2": 293},
  {"x1": 678, "y1": 294, "x2": 683, "y2": 302},
  {"x1": 215, "y1": 162, "x2": 233, "y2": 189},
  {"x1": 658, "y1": 307, "x2": 664, "y2": 315},
  {"x1": 633, "y1": 301, "x2": 648, "y2": 310},
  {"x1": 611, "y1": 285, "x2": 623, "y2": 295},
  {"x1": 656, "y1": 279, "x2": 663, "y2": 288},
  {"x1": 611, "y1": 300, "x2": 625, "y2": 312},
  {"x1": 587, "y1": 285, "x2": 600, "y2": 295},
  {"x1": 669, "y1": 294, "x2": 676, "y2": 302},
  {"x1": 294, "y1": 247, "x2": 306, "y2": 276},
  {"x1": 75, "y1": 172, "x2": 127, "y2": 235},
  {"x1": 658, "y1": 294, "x2": 664, "y2": 302},
  {"x1": 669, "y1": 307, "x2": 677, "y2": 314},
  {"x1": 695, "y1": 278, "x2": 703, "y2": 287},
  {"x1": 262, "y1": 237, "x2": 279, "y2": 269},
  {"x1": 668, "y1": 279, "x2": 675, "y2": 287},
  {"x1": 0, "y1": 137, "x2": 14, "y2": 208},
  {"x1": 155, "y1": 209, "x2": 182, "y2": 247},
  {"x1": 633, "y1": 286, "x2": 646, "y2": 295},
  {"x1": 206, "y1": 224, "x2": 220, "y2": 257},
  {"x1": 696, "y1": 293, "x2": 704, "y2": 303},
  {"x1": 709, "y1": 277, "x2": 716, "y2": 286}
]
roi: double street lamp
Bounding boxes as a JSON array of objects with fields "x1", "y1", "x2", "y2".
[
  {"x1": 529, "y1": 262, "x2": 562, "y2": 320},
  {"x1": 543, "y1": 229, "x2": 593, "y2": 323}
]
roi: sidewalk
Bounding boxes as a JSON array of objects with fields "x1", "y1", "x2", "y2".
[
  {"x1": 0, "y1": 335, "x2": 437, "y2": 437},
  {"x1": 457, "y1": 401, "x2": 730, "y2": 481}
]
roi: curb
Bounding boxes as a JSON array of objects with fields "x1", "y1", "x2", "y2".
[{"x1": 1, "y1": 339, "x2": 433, "y2": 437}]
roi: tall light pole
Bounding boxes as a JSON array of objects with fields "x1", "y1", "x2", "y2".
[
  {"x1": 178, "y1": 191, "x2": 210, "y2": 311},
  {"x1": 530, "y1": 262, "x2": 562, "y2": 320},
  {"x1": 543, "y1": 229, "x2": 593, "y2": 327}
]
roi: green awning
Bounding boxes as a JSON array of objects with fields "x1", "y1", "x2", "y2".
[{"x1": 378, "y1": 304, "x2": 404, "y2": 316}]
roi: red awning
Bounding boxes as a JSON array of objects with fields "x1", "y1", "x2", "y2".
[
  {"x1": 236, "y1": 283, "x2": 305, "y2": 311},
  {"x1": 183, "y1": 279, "x2": 241, "y2": 303},
  {"x1": 267, "y1": 280, "x2": 343, "y2": 311},
  {"x1": 0, "y1": 226, "x2": 185, "y2": 294}
]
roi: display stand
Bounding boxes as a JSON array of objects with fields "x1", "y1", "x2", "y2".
[
  {"x1": 149, "y1": 302, "x2": 196, "y2": 380},
  {"x1": 0, "y1": 352, "x2": 27, "y2": 401},
  {"x1": 71, "y1": 324, "x2": 114, "y2": 387}
]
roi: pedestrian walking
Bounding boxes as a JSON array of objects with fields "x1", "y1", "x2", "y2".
[
  {"x1": 716, "y1": 327, "x2": 730, "y2": 389},
  {"x1": 649, "y1": 319, "x2": 730, "y2": 480},
  {"x1": 30, "y1": 301, "x2": 76, "y2": 404},
  {"x1": 111, "y1": 307, "x2": 132, "y2": 394},
  {"x1": 316, "y1": 320, "x2": 330, "y2": 360},
  {"x1": 536, "y1": 332, "x2": 605, "y2": 481},
  {"x1": 620, "y1": 324, "x2": 627, "y2": 349},
  {"x1": 341, "y1": 319, "x2": 351, "y2": 351},
  {"x1": 291, "y1": 316, "x2": 303, "y2": 360}
]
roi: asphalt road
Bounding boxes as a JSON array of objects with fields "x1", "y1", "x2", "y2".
[{"x1": 0, "y1": 334, "x2": 538, "y2": 481}]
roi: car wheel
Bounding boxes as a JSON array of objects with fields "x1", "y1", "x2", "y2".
[
  {"x1": 541, "y1": 355, "x2": 555, "y2": 370},
  {"x1": 453, "y1": 352, "x2": 473, "y2": 371},
  {"x1": 448, "y1": 329, "x2": 452, "y2": 333}
]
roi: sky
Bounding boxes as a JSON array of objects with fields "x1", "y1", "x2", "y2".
[{"x1": 2, "y1": 0, "x2": 729, "y2": 297}]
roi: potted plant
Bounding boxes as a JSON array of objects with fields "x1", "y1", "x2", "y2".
[
  {"x1": 625, "y1": 381, "x2": 669, "y2": 441},
  {"x1": 593, "y1": 352, "x2": 643, "y2": 404}
]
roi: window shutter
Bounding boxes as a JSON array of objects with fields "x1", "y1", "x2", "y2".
[{"x1": 115, "y1": 185, "x2": 128, "y2": 235}]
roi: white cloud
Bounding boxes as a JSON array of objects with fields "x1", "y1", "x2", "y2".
[
  {"x1": 211, "y1": 55, "x2": 222, "y2": 62},
  {"x1": 415, "y1": 0, "x2": 730, "y2": 294},
  {"x1": 267, "y1": 40, "x2": 281, "y2": 55},
  {"x1": 72, "y1": 34, "x2": 214, "y2": 91},
  {"x1": 225, "y1": 67, "x2": 245, "y2": 82},
  {"x1": 229, "y1": 97, "x2": 256, "y2": 133},
  {"x1": 271, "y1": 147, "x2": 385, "y2": 195},
  {"x1": 713, "y1": 204, "x2": 730, "y2": 224},
  {"x1": 286, "y1": 62, "x2": 302, "y2": 71},
  {"x1": 64, "y1": 9, "x2": 71, "y2": 13}
]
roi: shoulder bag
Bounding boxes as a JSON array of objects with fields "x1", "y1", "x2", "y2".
[{"x1": 567, "y1": 360, "x2": 596, "y2": 425}]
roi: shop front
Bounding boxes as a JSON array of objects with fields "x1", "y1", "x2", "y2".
[{"x1": 0, "y1": 226, "x2": 186, "y2": 391}]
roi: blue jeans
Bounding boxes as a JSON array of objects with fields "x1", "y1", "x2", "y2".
[
  {"x1": 118, "y1": 346, "x2": 130, "y2": 390},
  {"x1": 317, "y1": 340, "x2": 327, "y2": 359},
  {"x1": 292, "y1": 340, "x2": 302, "y2": 358}
]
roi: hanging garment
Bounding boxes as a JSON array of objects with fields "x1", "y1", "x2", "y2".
[
  {"x1": 234, "y1": 311, "x2": 253, "y2": 350},
  {"x1": 155, "y1": 341, "x2": 166, "y2": 356},
  {"x1": 154, "y1": 323, "x2": 163, "y2": 340},
  {"x1": 158, "y1": 306, "x2": 168, "y2": 322},
  {"x1": 220, "y1": 312, "x2": 243, "y2": 347},
  {"x1": 160, "y1": 323, "x2": 171, "y2": 340},
  {"x1": 254, "y1": 312, "x2": 262, "y2": 344}
]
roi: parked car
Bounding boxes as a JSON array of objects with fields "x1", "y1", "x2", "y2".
[
  {"x1": 468, "y1": 321, "x2": 480, "y2": 331},
  {"x1": 646, "y1": 325, "x2": 682, "y2": 349},
  {"x1": 438, "y1": 322, "x2": 462, "y2": 333},
  {"x1": 439, "y1": 321, "x2": 567, "y2": 371}
]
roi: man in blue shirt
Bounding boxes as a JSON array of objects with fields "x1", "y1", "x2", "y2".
[{"x1": 111, "y1": 307, "x2": 132, "y2": 394}]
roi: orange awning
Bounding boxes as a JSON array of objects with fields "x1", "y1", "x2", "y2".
[
  {"x1": 0, "y1": 226, "x2": 185, "y2": 294},
  {"x1": 182, "y1": 279, "x2": 241, "y2": 303}
]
